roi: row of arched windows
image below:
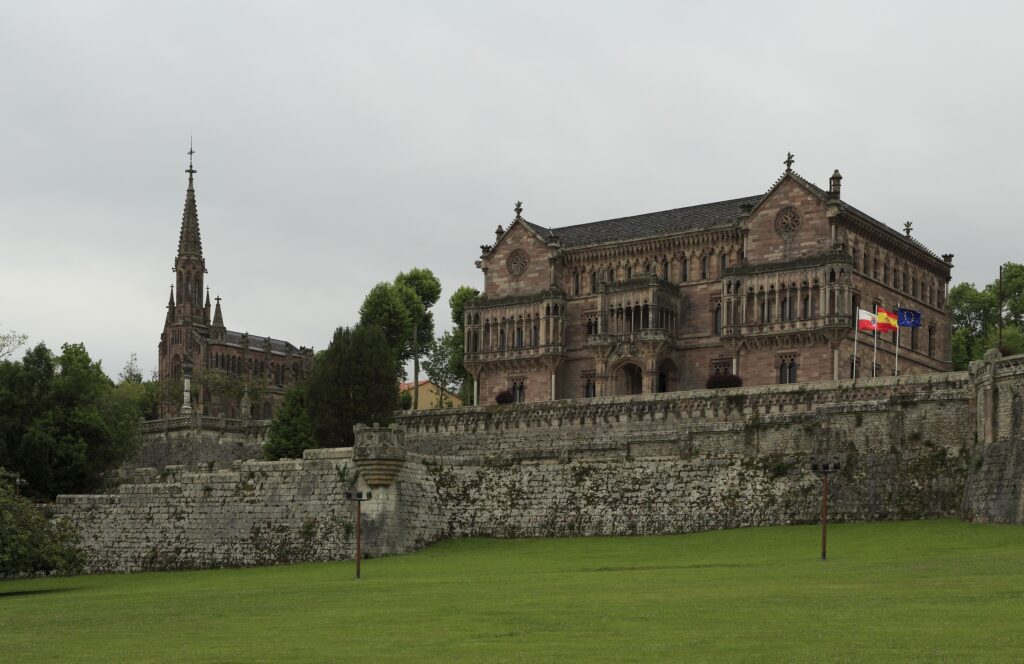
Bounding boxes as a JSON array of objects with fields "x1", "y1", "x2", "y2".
[
  {"x1": 567, "y1": 250, "x2": 734, "y2": 296},
  {"x1": 208, "y1": 352, "x2": 297, "y2": 385},
  {"x1": 850, "y1": 243, "x2": 943, "y2": 308}
]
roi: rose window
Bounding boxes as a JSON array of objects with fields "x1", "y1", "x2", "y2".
[
  {"x1": 508, "y1": 250, "x2": 529, "y2": 276},
  {"x1": 774, "y1": 207, "x2": 801, "y2": 238}
]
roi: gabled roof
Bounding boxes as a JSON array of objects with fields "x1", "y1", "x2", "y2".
[
  {"x1": 522, "y1": 195, "x2": 763, "y2": 248},
  {"x1": 223, "y1": 330, "x2": 303, "y2": 355},
  {"x1": 776, "y1": 170, "x2": 943, "y2": 262}
]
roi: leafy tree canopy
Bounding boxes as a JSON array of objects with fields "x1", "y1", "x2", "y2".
[
  {"x1": 0, "y1": 472, "x2": 84, "y2": 578},
  {"x1": 0, "y1": 343, "x2": 149, "y2": 498},
  {"x1": 949, "y1": 262, "x2": 1024, "y2": 369}
]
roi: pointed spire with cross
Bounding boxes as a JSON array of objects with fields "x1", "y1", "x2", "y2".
[
  {"x1": 186, "y1": 137, "x2": 196, "y2": 176},
  {"x1": 784, "y1": 151, "x2": 795, "y2": 173}
]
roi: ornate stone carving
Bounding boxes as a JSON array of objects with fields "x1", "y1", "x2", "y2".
[
  {"x1": 774, "y1": 207, "x2": 801, "y2": 239},
  {"x1": 507, "y1": 249, "x2": 529, "y2": 277}
]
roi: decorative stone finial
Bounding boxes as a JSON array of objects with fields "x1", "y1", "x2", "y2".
[
  {"x1": 514, "y1": 201, "x2": 523, "y2": 221},
  {"x1": 784, "y1": 152, "x2": 795, "y2": 172},
  {"x1": 904, "y1": 221, "x2": 913, "y2": 237},
  {"x1": 495, "y1": 225, "x2": 505, "y2": 242},
  {"x1": 829, "y1": 169, "x2": 842, "y2": 198}
]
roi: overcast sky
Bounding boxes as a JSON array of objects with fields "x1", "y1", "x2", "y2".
[{"x1": 2, "y1": 1, "x2": 1021, "y2": 379}]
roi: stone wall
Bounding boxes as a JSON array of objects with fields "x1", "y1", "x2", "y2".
[
  {"x1": 125, "y1": 415, "x2": 270, "y2": 473},
  {"x1": 57, "y1": 446, "x2": 444, "y2": 573},
  {"x1": 56, "y1": 371, "x2": 993, "y2": 573},
  {"x1": 962, "y1": 351, "x2": 1024, "y2": 524},
  {"x1": 404, "y1": 373, "x2": 972, "y2": 540}
]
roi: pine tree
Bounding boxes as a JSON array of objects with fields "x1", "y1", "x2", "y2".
[
  {"x1": 306, "y1": 325, "x2": 399, "y2": 447},
  {"x1": 263, "y1": 385, "x2": 315, "y2": 460}
]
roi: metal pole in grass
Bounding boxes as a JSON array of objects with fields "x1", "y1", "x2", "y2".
[
  {"x1": 810, "y1": 456, "x2": 841, "y2": 561},
  {"x1": 345, "y1": 490, "x2": 372, "y2": 579}
]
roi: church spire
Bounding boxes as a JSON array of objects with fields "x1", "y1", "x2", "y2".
[
  {"x1": 166, "y1": 285, "x2": 175, "y2": 324},
  {"x1": 177, "y1": 141, "x2": 203, "y2": 259},
  {"x1": 213, "y1": 295, "x2": 224, "y2": 328}
]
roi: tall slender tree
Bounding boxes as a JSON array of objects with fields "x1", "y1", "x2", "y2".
[{"x1": 395, "y1": 268, "x2": 442, "y2": 408}]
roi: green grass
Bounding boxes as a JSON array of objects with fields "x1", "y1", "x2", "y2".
[{"x1": 3, "y1": 519, "x2": 1024, "y2": 663}]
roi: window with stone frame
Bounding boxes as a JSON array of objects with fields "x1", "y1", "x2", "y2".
[
  {"x1": 720, "y1": 252, "x2": 727, "y2": 273},
  {"x1": 710, "y1": 359, "x2": 732, "y2": 376},
  {"x1": 573, "y1": 271, "x2": 580, "y2": 296},
  {"x1": 662, "y1": 260, "x2": 670, "y2": 280},
  {"x1": 510, "y1": 377, "x2": 526, "y2": 403},
  {"x1": 582, "y1": 372, "x2": 596, "y2": 398},
  {"x1": 711, "y1": 298, "x2": 722, "y2": 335},
  {"x1": 927, "y1": 326, "x2": 935, "y2": 357},
  {"x1": 590, "y1": 270, "x2": 598, "y2": 293},
  {"x1": 777, "y1": 353, "x2": 798, "y2": 384},
  {"x1": 625, "y1": 265, "x2": 632, "y2": 280},
  {"x1": 681, "y1": 257, "x2": 689, "y2": 282},
  {"x1": 700, "y1": 255, "x2": 709, "y2": 280}
]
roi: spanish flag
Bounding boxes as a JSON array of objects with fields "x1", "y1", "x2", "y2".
[{"x1": 876, "y1": 306, "x2": 898, "y2": 333}]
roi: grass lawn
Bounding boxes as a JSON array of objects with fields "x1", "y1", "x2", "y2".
[{"x1": 2, "y1": 519, "x2": 1023, "y2": 663}]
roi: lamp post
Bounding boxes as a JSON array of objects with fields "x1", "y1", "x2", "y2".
[
  {"x1": 345, "y1": 490, "x2": 372, "y2": 579},
  {"x1": 810, "y1": 456, "x2": 841, "y2": 561}
]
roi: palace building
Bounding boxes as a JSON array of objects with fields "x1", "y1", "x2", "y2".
[
  {"x1": 158, "y1": 152, "x2": 312, "y2": 418},
  {"x1": 462, "y1": 156, "x2": 954, "y2": 404}
]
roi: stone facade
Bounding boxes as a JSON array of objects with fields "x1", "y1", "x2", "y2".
[
  {"x1": 122, "y1": 415, "x2": 270, "y2": 474},
  {"x1": 463, "y1": 162, "x2": 954, "y2": 405},
  {"x1": 962, "y1": 350, "x2": 1024, "y2": 524},
  {"x1": 158, "y1": 154, "x2": 313, "y2": 419},
  {"x1": 59, "y1": 364, "x2": 1024, "y2": 574}
]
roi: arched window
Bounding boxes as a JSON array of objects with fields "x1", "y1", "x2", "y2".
[
  {"x1": 573, "y1": 271, "x2": 580, "y2": 296},
  {"x1": 700, "y1": 256, "x2": 709, "y2": 280},
  {"x1": 591, "y1": 271, "x2": 598, "y2": 293},
  {"x1": 720, "y1": 253, "x2": 727, "y2": 273},
  {"x1": 681, "y1": 257, "x2": 689, "y2": 282},
  {"x1": 662, "y1": 260, "x2": 670, "y2": 280}
]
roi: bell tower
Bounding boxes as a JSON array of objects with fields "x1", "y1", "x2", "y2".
[{"x1": 173, "y1": 142, "x2": 208, "y2": 324}]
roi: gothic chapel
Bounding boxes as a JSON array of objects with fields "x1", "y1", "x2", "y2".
[
  {"x1": 463, "y1": 156, "x2": 954, "y2": 405},
  {"x1": 158, "y1": 151, "x2": 312, "y2": 418}
]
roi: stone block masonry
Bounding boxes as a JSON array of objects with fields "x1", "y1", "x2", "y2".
[
  {"x1": 55, "y1": 365, "x2": 1016, "y2": 574},
  {"x1": 407, "y1": 373, "x2": 972, "y2": 540},
  {"x1": 58, "y1": 446, "x2": 444, "y2": 573}
]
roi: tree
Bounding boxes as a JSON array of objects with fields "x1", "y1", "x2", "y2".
[
  {"x1": 447, "y1": 286, "x2": 480, "y2": 404},
  {"x1": 396, "y1": 269, "x2": 442, "y2": 409},
  {"x1": 359, "y1": 282, "x2": 415, "y2": 378},
  {"x1": 118, "y1": 353, "x2": 144, "y2": 384},
  {"x1": 0, "y1": 325, "x2": 27, "y2": 360},
  {"x1": 0, "y1": 343, "x2": 144, "y2": 498},
  {"x1": 948, "y1": 263, "x2": 1024, "y2": 369},
  {"x1": 0, "y1": 472, "x2": 83, "y2": 578},
  {"x1": 423, "y1": 332, "x2": 461, "y2": 408},
  {"x1": 263, "y1": 385, "x2": 315, "y2": 460},
  {"x1": 305, "y1": 325, "x2": 399, "y2": 447}
]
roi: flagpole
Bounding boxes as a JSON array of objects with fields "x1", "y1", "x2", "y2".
[
  {"x1": 872, "y1": 303, "x2": 878, "y2": 378},
  {"x1": 895, "y1": 302, "x2": 901, "y2": 378},
  {"x1": 853, "y1": 315, "x2": 859, "y2": 380}
]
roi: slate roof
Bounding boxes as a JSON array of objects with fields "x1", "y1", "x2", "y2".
[
  {"x1": 523, "y1": 195, "x2": 763, "y2": 248},
  {"x1": 519, "y1": 172, "x2": 943, "y2": 264},
  {"x1": 224, "y1": 330, "x2": 303, "y2": 355}
]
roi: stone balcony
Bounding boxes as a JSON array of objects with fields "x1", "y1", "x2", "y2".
[
  {"x1": 464, "y1": 343, "x2": 566, "y2": 363},
  {"x1": 722, "y1": 314, "x2": 852, "y2": 338}
]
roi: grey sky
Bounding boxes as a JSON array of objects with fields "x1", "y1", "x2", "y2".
[{"x1": 2, "y1": 1, "x2": 1020, "y2": 378}]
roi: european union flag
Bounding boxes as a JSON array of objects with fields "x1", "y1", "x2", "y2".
[{"x1": 897, "y1": 308, "x2": 922, "y2": 328}]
